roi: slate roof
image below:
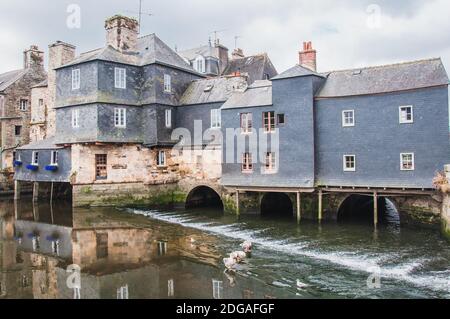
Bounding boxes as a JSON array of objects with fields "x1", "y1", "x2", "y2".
[
  {"x1": 222, "y1": 80, "x2": 272, "y2": 109},
  {"x1": 17, "y1": 137, "x2": 64, "y2": 150},
  {"x1": 58, "y1": 34, "x2": 199, "y2": 74},
  {"x1": 0, "y1": 69, "x2": 29, "y2": 92},
  {"x1": 316, "y1": 58, "x2": 449, "y2": 98},
  {"x1": 272, "y1": 64, "x2": 325, "y2": 80},
  {"x1": 180, "y1": 76, "x2": 247, "y2": 105},
  {"x1": 178, "y1": 44, "x2": 219, "y2": 61},
  {"x1": 223, "y1": 54, "x2": 278, "y2": 84}
]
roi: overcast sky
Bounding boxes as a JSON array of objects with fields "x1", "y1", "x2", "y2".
[{"x1": 1, "y1": 0, "x2": 450, "y2": 75}]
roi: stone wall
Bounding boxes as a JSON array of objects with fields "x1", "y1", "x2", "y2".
[
  {"x1": 30, "y1": 86, "x2": 48, "y2": 142},
  {"x1": 1, "y1": 68, "x2": 46, "y2": 170}
]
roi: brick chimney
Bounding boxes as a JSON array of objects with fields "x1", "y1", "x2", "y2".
[
  {"x1": 214, "y1": 39, "x2": 229, "y2": 74},
  {"x1": 232, "y1": 48, "x2": 245, "y2": 60},
  {"x1": 105, "y1": 15, "x2": 139, "y2": 52},
  {"x1": 299, "y1": 41, "x2": 317, "y2": 72},
  {"x1": 23, "y1": 45, "x2": 44, "y2": 69}
]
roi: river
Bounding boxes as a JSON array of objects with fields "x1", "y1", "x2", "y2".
[{"x1": 0, "y1": 200, "x2": 449, "y2": 299}]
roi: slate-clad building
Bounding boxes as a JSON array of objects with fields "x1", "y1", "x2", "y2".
[{"x1": 13, "y1": 15, "x2": 450, "y2": 211}]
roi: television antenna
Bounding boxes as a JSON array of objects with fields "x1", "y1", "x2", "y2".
[
  {"x1": 234, "y1": 35, "x2": 242, "y2": 49},
  {"x1": 125, "y1": 0, "x2": 153, "y2": 34},
  {"x1": 211, "y1": 29, "x2": 227, "y2": 44}
]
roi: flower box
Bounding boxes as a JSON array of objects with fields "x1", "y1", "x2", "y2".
[
  {"x1": 26, "y1": 164, "x2": 39, "y2": 171},
  {"x1": 13, "y1": 160, "x2": 23, "y2": 167},
  {"x1": 45, "y1": 165, "x2": 58, "y2": 172}
]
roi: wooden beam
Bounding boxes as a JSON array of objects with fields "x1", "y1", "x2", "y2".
[
  {"x1": 296, "y1": 192, "x2": 301, "y2": 224},
  {"x1": 229, "y1": 186, "x2": 315, "y2": 194},
  {"x1": 318, "y1": 190, "x2": 323, "y2": 222},
  {"x1": 374, "y1": 192, "x2": 378, "y2": 227},
  {"x1": 14, "y1": 180, "x2": 21, "y2": 200},
  {"x1": 236, "y1": 191, "x2": 240, "y2": 216}
]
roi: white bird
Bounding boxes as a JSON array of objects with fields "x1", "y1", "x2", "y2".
[
  {"x1": 297, "y1": 280, "x2": 309, "y2": 290},
  {"x1": 223, "y1": 258, "x2": 237, "y2": 271},
  {"x1": 230, "y1": 251, "x2": 246, "y2": 263},
  {"x1": 241, "y1": 241, "x2": 253, "y2": 253}
]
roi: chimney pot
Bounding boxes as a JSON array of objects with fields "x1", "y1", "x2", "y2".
[{"x1": 299, "y1": 41, "x2": 317, "y2": 72}]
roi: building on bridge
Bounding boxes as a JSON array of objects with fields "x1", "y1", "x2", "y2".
[{"x1": 12, "y1": 15, "x2": 450, "y2": 229}]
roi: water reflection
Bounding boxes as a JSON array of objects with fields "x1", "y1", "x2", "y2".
[{"x1": 0, "y1": 200, "x2": 283, "y2": 299}]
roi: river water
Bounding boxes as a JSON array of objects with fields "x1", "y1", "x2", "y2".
[{"x1": 0, "y1": 200, "x2": 449, "y2": 299}]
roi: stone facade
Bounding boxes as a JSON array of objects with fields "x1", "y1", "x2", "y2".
[
  {"x1": 0, "y1": 46, "x2": 47, "y2": 170},
  {"x1": 30, "y1": 85, "x2": 48, "y2": 142}
]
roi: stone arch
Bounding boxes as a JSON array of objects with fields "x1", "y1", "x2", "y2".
[
  {"x1": 260, "y1": 192, "x2": 294, "y2": 218},
  {"x1": 185, "y1": 185, "x2": 224, "y2": 210},
  {"x1": 337, "y1": 194, "x2": 400, "y2": 225}
]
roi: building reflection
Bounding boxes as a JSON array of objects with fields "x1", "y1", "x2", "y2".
[{"x1": 0, "y1": 200, "x2": 285, "y2": 299}]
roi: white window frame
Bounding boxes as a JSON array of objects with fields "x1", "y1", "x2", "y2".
[
  {"x1": 19, "y1": 99, "x2": 28, "y2": 111},
  {"x1": 165, "y1": 109, "x2": 172, "y2": 128},
  {"x1": 211, "y1": 109, "x2": 221, "y2": 129},
  {"x1": 399, "y1": 105, "x2": 414, "y2": 124},
  {"x1": 31, "y1": 151, "x2": 39, "y2": 166},
  {"x1": 114, "y1": 108, "x2": 126, "y2": 128},
  {"x1": 240, "y1": 113, "x2": 253, "y2": 134},
  {"x1": 114, "y1": 67, "x2": 126, "y2": 89},
  {"x1": 242, "y1": 153, "x2": 253, "y2": 173},
  {"x1": 164, "y1": 74, "x2": 172, "y2": 93},
  {"x1": 157, "y1": 240, "x2": 168, "y2": 255},
  {"x1": 400, "y1": 153, "x2": 415, "y2": 171},
  {"x1": 72, "y1": 69, "x2": 80, "y2": 90},
  {"x1": 72, "y1": 109, "x2": 79, "y2": 128},
  {"x1": 194, "y1": 56, "x2": 206, "y2": 73},
  {"x1": 52, "y1": 240, "x2": 60, "y2": 256},
  {"x1": 263, "y1": 111, "x2": 276, "y2": 133},
  {"x1": 264, "y1": 152, "x2": 277, "y2": 174},
  {"x1": 342, "y1": 110, "x2": 355, "y2": 127},
  {"x1": 50, "y1": 151, "x2": 59, "y2": 166},
  {"x1": 157, "y1": 151, "x2": 167, "y2": 167},
  {"x1": 343, "y1": 154, "x2": 356, "y2": 172}
]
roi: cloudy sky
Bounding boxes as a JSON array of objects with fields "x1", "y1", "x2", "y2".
[{"x1": 1, "y1": 0, "x2": 450, "y2": 75}]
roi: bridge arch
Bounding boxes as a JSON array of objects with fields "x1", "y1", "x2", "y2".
[
  {"x1": 260, "y1": 192, "x2": 294, "y2": 218},
  {"x1": 337, "y1": 194, "x2": 400, "y2": 225},
  {"x1": 185, "y1": 186, "x2": 224, "y2": 211}
]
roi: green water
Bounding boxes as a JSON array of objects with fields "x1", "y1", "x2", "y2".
[{"x1": 0, "y1": 200, "x2": 449, "y2": 299}]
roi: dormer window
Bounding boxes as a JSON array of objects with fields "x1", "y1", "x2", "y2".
[
  {"x1": 194, "y1": 56, "x2": 205, "y2": 73},
  {"x1": 164, "y1": 74, "x2": 172, "y2": 93},
  {"x1": 114, "y1": 67, "x2": 126, "y2": 89}
]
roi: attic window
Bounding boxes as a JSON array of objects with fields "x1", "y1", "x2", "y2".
[
  {"x1": 352, "y1": 69, "x2": 362, "y2": 75},
  {"x1": 204, "y1": 85, "x2": 214, "y2": 92}
]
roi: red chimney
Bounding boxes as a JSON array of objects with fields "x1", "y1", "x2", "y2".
[{"x1": 299, "y1": 41, "x2": 317, "y2": 71}]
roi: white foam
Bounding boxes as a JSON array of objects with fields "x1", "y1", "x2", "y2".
[{"x1": 130, "y1": 209, "x2": 450, "y2": 295}]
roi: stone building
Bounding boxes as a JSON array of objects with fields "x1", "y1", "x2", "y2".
[
  {"x1": 13, "y1": 15, "x2": 450, "y2": 231},
  {"x1": 0, "y1": 46, "x2": 46, "y2": 171}
]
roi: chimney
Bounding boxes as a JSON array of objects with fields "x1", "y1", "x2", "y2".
[
  {"x1": 214, "y1": 40, "x2": 229, "y2": 74},
  {"x1": 23, "y1": 45, "x2": 44, "y2": 69},
  {"x1": 47, "y1": 41, "x2": 76, "y2": 137},
  {"x1": 231, "y1": 48, "x2": 245, "y2": 60},
  {"x1": 105, "y1": 15, "x2": 139, "y2": 52},
  {"x1": 299, "y1": 41, "x2": 317, "y2": 72}
]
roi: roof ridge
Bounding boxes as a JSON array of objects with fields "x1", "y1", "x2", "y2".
[{"x1": 323, "y1": 57, "x2": 442, "y2": 74}]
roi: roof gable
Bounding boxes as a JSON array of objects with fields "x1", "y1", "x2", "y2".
[{"x1": 272, "y1": 64, "x2": 324, "y2": 80}]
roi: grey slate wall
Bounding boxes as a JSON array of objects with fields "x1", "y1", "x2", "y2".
[
  {"x1": 176, "y1": 102, "x2": 224, "y2": 146},
  {"x1": 315, "y1": 86, "x2": 450, "y2": 189},
  {"x1": 221, "y1": 76, "x2": 317, "y2": 188},
  {"x1": 56, "y1": 61, "x2": 98, "y2": 107},
  {"x1": 14, "y1": 148, "x2": 72, "y2": 182}
]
